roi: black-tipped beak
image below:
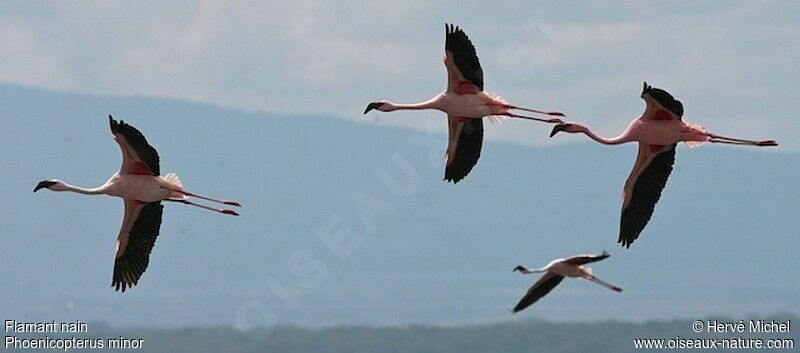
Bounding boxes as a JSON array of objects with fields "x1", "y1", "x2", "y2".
[
  {"x1": 550, "y1": 123, "x2": 570, "y2": 138},
  {"x1": 34, "y1": 180, "x2": 56, "y2": 192},
  {"x1": 364, "y1": 102, "x2": 382, "y2": 115}
]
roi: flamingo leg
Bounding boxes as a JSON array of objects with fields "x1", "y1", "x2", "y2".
[
  {"x1": 709, "y1": 138, "x2": 763, "y2": 146},
  {"x1": 503, "y1": 113, "x2": 564, "y2": 124},
  {"x1": 165, "y1": 199, "x2": 239, "y2": 216},
  {"x1": 510, "y1": 106, "x2": 566, "y2": 117},
  {"x1": 707, "y1": 133, "x2": 777, "y2": 147},
  {"x1": 169, "y1": 189, "x2": 241, "y2": 207},
  {"x1": 584, "y1": 275, "x2": 623, "y2": 292}
]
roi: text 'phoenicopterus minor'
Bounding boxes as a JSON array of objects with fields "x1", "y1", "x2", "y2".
[
  {"x1": 364, "y1": 24, "x2": 565, "y2": 183},
  {"x1": 512, "y1": 250, "x2": 621, "y2": 313},
  {"x1": 550, "y1": 82, "x2": 777, "y2": 248},
  {"x1": 34, "y1": 116, "x2": 241, "y2": 292}
]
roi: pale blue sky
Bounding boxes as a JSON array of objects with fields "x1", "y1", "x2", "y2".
[{"x1": 0, "y1": 1, "x2": 796, "y2": 149}]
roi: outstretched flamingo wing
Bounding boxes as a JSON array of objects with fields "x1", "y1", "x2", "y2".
[
  {"x1": 640, "y1": 82, "x2": 683, "y2": 122},
  {"x1": 512, "y1": 272, "x2": 564, "y2": 313},
  {"x1": 445, "y1": 116, "x2": 483, "y2": 183},
  {"x1": 112, "y1": 201, "x2": 163, "y2": 292},
  {"x1": 109, "y1": 115, "x2": 160, "y2": 176},
  {"x1": 565, "y1": 250, "x2": 610, "y2": 265},
  {"x1": 444, "y1": 24, "x2": 484, "y2": 93},
  {"x1": 619, "y1": 144, "x2": 676, "y2": 248}
]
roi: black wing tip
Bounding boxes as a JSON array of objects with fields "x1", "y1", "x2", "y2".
[
  {"x1": 445, "y1": 23, "x2": 461, "y2": 34},
  {"x1": 445, "y1": 23, "x2": 470, "y2": 45},
  {"x1": 109, "y1": 114, "x2": 128, "y2": 132},
  {"x1": 443, "y1": 175, "x2": 464, "y2": 184},
  {"x1": 444, "y1": 166, "x2": 472, "y2": 184},
  {"x1": 618, "y1": 209, "x2": 638, "y2": 248},
  {"x1": 112, "y1": 279, "x2": 131, "y2": 293},
  {"x1": 617, "y1": 233, "x2": 635, "y2": 248},
  {"x1": 511, "y1": 300, "x2": 531, "y2": 314},
  {"x1": 112, "y1": 265, "x2": 143, "y2": 293},
  {"x1": 112, "y1": 266, "x2": 133, "y2": 293},
  {"x1": 109, "y1": 114, "x2": 138, "y2": 130},
  {"x1": 641, "y1": 82, "x2": 683, "y2": 117}
]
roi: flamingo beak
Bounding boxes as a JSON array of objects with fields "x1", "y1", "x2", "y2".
[
  {"x1": 549, "y1": 123, "x2": 571, "y2": 138},
  {"x1": 363, "y1": 102, "x2": 383, "y2": 114},
  {"x1": 33, "y1": 180, "x2": 56, "y2": 192}
]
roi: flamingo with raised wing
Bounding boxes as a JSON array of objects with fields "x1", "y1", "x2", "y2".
[
  {"x1": 512, "y1": 251, "x2": 621, "y2": 313},
  {"x1": 550, "y1": 82, "x2": 777, "y2": 247},
  {"x1": 365, "y1": 24, "x2": 565, "y2": 183},
  {"x1": 34, "y1": 115, "x2": 241, "y2": 292}
]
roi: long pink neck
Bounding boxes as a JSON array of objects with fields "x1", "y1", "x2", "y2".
[
  {"x1": 388, "y1": 94, "x2": 444, "y2": 111},
  {"x1": 58, "y1": 182, "x2": 108, "y2": 195},
  {"x1": 575, "y1": 124, "x2": 631, "y2": 145}
]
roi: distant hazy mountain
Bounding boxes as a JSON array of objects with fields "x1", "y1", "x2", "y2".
[{"x1": 1, "y1": 83, "x2": 797, "y2": 328}]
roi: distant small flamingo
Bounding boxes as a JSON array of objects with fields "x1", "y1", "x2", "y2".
[
  {"x1": 365, "y1": 24, "x2": 565, "y2": 183},
  {"x1": 512, "y1": 250, "x2": 621, "y2": 313},
  {"x1": 34, "y1": 116, "x2": 241, "y2": 292},
  {"x1": 550, "y1": 82, "x2": 777, "y2": 247}
]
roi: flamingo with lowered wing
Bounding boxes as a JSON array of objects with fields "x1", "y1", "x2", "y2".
[
  {"x1": 550, "y1": 82, "x2": 777, "y2": 247},
  {"x1": 365, "y1": 24, "x2": 565, "y2": 183},
  {"x1": 34, "y1": 116, "x2": 241, "y2": 292},
  {"x1": 512, "y1": 251, "x2": 621, "y2": 313}
]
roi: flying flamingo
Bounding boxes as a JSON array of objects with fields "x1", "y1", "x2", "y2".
[
  {"x1": 364, "y1": 24, "x2": 565, "y2": 183},
  {"x1": 34, "y1": 116, "x2": 241, "y2": 292},
  {"x1": 511, "y1": 250, "x2": 621, "y2": 313},
  {"x1": 550, "y1": 82, "x2": 777, "y2": 248}
]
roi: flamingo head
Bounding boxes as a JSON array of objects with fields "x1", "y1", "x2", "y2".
[
  {"x1": 513, "y1": 265, "x2": 544, "y2": 274},
  {"x1": 33, "y1": 179, "x2": 63, "y2": 192},
  {"x1": 549, "y1": 123, "x2": 578, "y2": 137},
  {"x1": 363, "y1": 101, "x2": 393, "y2": 114}
]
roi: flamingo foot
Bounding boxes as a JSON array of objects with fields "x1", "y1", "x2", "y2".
[{"x1": 221, "y1": 209, "x2": 240, "y2": 216}]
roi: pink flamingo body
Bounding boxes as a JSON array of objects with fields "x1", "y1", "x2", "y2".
[
  {"x1": 512, "y1": 251, "x2": 621, "y2": 313},
  {"x1": 371, "y1": 89, "x2": 543, "y2": 119},
  {"x1": 34, "y1": 116, "x2": 240, "y2": 292},
  {"x1": 551, "y1": 82, "x2": 777, "y2": 247},
  {"x1": 590, "y1": 119, "x2": 708, "y2": 147},
  {"x1": 365, "y1": 24, "x2": 564, "y2": 183}
]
